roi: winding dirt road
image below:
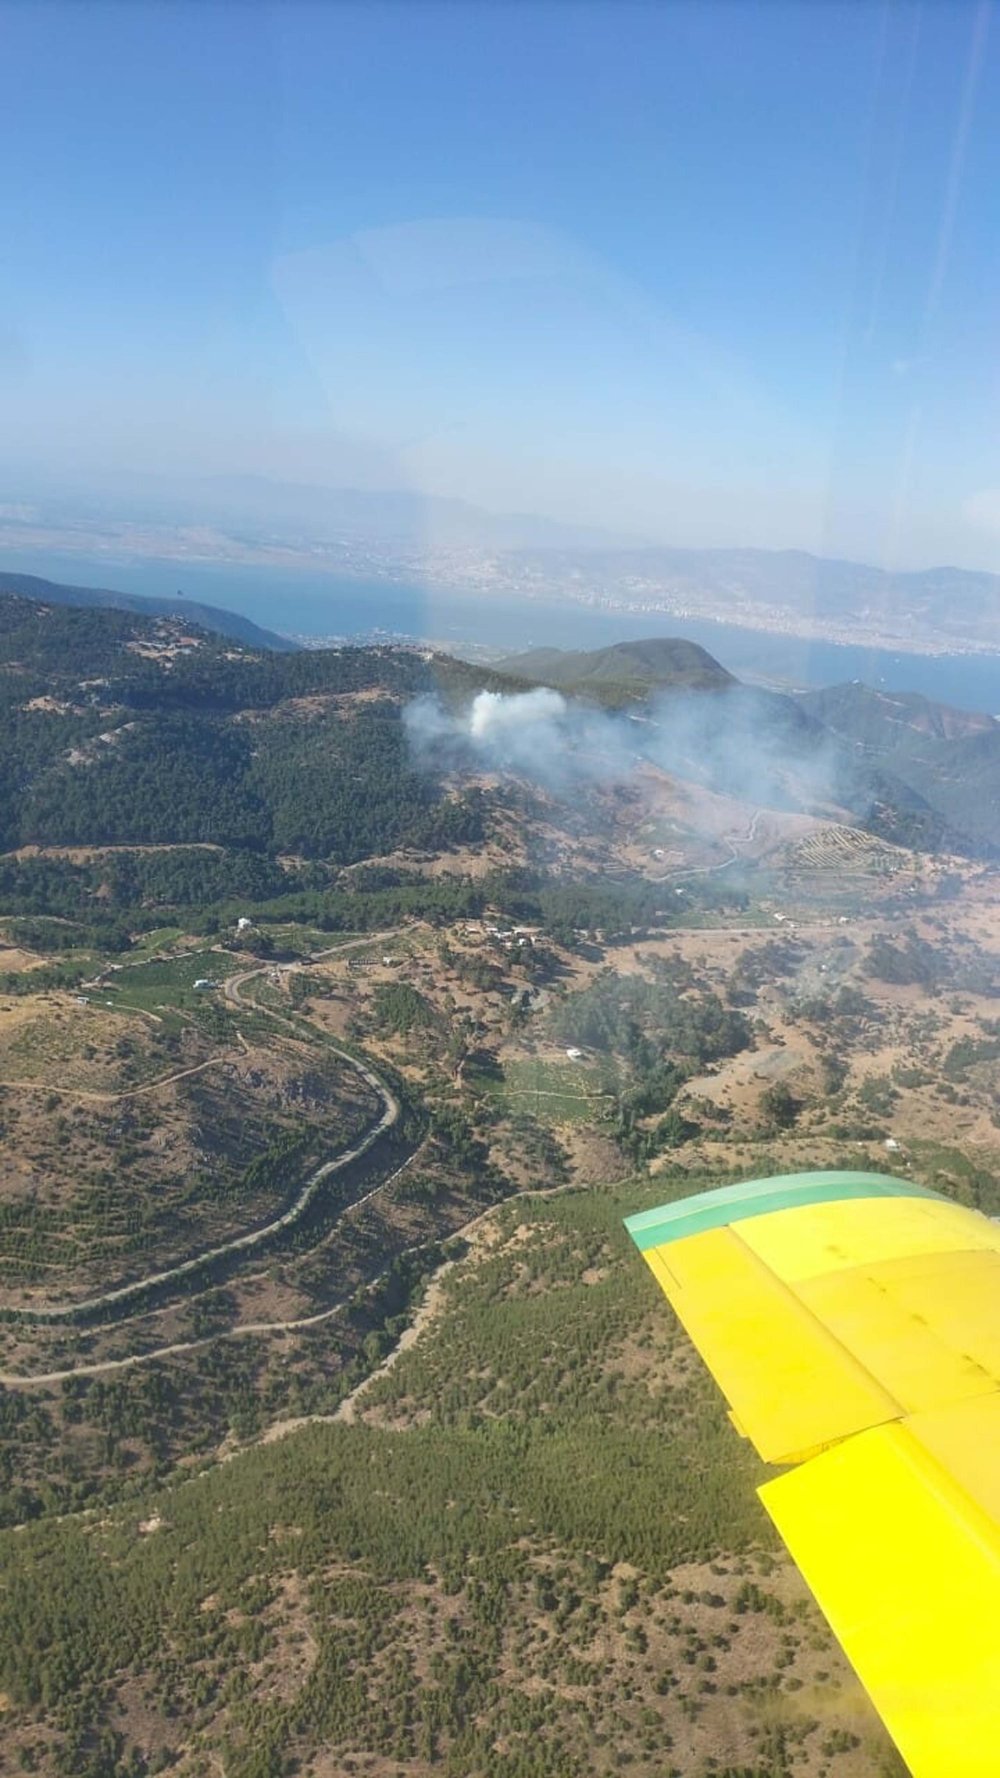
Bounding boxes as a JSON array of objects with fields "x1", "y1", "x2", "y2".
[
  {"x1": 0, "y1": 931, "x2": 406, "y2": 1338},
  {"x1": 0, "y1": 1052, "x2": 242, "y2": 1102},
  {"x1": 0, "y1": 1148, "x2": 421, "y2": 1387}
]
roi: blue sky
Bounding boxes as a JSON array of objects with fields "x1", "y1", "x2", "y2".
[{"x1": 2, "y1": 0, "x2": 999, "y2": 567}]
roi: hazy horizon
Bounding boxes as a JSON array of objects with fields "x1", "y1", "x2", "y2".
[
  {"x1": 4, "y1": 2, "x2": 1000, "y2": 576},
  {"x1": 9, "y1": 462, "x2": 1000, "y2": 584}
]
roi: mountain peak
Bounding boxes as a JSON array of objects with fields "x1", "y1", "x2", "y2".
[{"x1": 495, "y1": 637, "x2": 735, "y2": 700}]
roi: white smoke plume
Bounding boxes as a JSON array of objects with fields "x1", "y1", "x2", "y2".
[
  {"x1": 404, "y1": 687, "x2": 634, "y2": 787},
  {"x1": 405, "y1": 682, "x2": 848, "y2": 818}
]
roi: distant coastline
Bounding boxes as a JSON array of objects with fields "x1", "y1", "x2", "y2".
[{"x1": 4, "y1": 544, "x2": 1000, "y2": 714}]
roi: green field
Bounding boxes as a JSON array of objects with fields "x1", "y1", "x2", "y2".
[
  {"x1": 120, "y1": 925, "x2": 188, "y2": 961},
  {"x1": 98, "y1": 946, "x2": 241, "y2": 1014},
  {"x1": 498, "y1": 1056, "x2": 618, "y2": 1123},
  {"x1": 262, "y1": 923, "x2": 363, "y2": 957}
]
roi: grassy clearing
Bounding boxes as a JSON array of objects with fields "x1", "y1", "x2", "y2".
[
  {"x1": 496, "y1": 1057, "x2": 618, "y2": 1125},
  {"x1": 97, "y1": 947, "x2": 241, "y2": 1018},
  {"x1": 119, "y1": 925, "x2": 188, "y2": 961},
  {"x1": 107, "y1": 945, "x2": 241, "y2": 994},
  {"x1": 265, "y1": 923, "x2": 365, "y2": 956},
  {"x1": 241, "y1": 975, "x2": 288, "y2": 1011}
]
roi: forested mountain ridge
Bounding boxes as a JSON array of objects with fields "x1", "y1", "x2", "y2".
[
  {"x1": 1, "y1": 596, "x2": 996, "y2": 876},
  {"x1": 800, "y1": 682, "x2": 998, "y2": 746},
  {"x1": 0, "y1": 595, "x2": 494, "y2": 863},
  {"x1": 0, "y1": 568, "x2": 296, "y2": 651},
  {"x1": 799, "y1": 682, "x2": 1000, "y2": 853}
]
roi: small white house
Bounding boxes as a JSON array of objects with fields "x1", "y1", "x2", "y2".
[
  {"x1": 565, "y1": 1046, "x2": 583, "y2": 1061},
  {"x1": 236, "y1": 916, "x2": 253, "y2": 932},
  {"x1": 193, "y1": 978, "x2": 217, "y2": 991}
]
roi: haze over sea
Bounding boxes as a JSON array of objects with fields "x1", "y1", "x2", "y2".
[{"x1": 7, "y1": 547, "x2": 1000, "y2": 715}]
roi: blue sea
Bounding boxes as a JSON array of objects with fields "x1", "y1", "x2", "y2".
[{"x1": 6, "y1": 546, "x2": 1000, "y2": 715}]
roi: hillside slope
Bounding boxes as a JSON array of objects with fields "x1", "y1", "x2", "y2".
[
  {"x1": 497, "y1": 639, "x2": 956, "y2": 853},
  {"x1": 0, "y1": 595, "x2": 488, "y2": 862},
  {"x1": 800, "y1": 683, "x2": 997, "y2": 747},
  {"x1": 0, "y1": 568, "x2": 297, "y2": 652},
  {"x1": 0, "y1": 600, "x2": 987, "y2": 863},
  {"x1": 497, "y1": 636, "x2": 735, "y2": 699},
  {"x1": 800, "y1": 682, "x2": 1000, "y2": 851}
]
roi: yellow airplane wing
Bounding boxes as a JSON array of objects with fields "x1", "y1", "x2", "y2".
[{"x1": 625, "y1": 1170, "x2": 1000, "y2": 1778}]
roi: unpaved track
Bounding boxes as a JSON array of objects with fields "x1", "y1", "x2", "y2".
[
  {"x1": 333, "y1": 1260, "x2": 457, "y2": 1425},
  {"x1": 226, "y1": 1183, "x2": 577, "y2": 1451},
  {"x1": 0, "y1": 1143, "x2": 423, "y2": 1385},
  {"x1": 0, "y1": 932, "x2": 406, "y2": 1336},
  {"x1": 0, "y1": 1152, "x2": 576, "y2": 1394},
  {"x1": 653, "y1": 808, "x2": 761, "y2": 882},
  {"x1": 222, "y1": 928, "x2": 404, "y2": 1013},
  {"x1": 13, "y1": 1071, "x2": 399, "y2": 1325},
  {"x1": 0, "y1": 1053, "x2": 238, "y2": 1102},
  {"x1": 505, "y1": 1088, "x2": 613, "y2": 1102}
]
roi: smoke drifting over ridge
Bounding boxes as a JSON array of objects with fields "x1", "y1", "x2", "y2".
[
  {"x1": 404, "y1": 682, "x2": 848, "y2": 818},
  {"x1": 404, "y1": 688, "x2": 633, "y2": 787}
]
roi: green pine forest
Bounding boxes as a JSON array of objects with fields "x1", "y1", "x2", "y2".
[{"x1": 0, "y1": 1182, "x2": 905, "y2": 1778}]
